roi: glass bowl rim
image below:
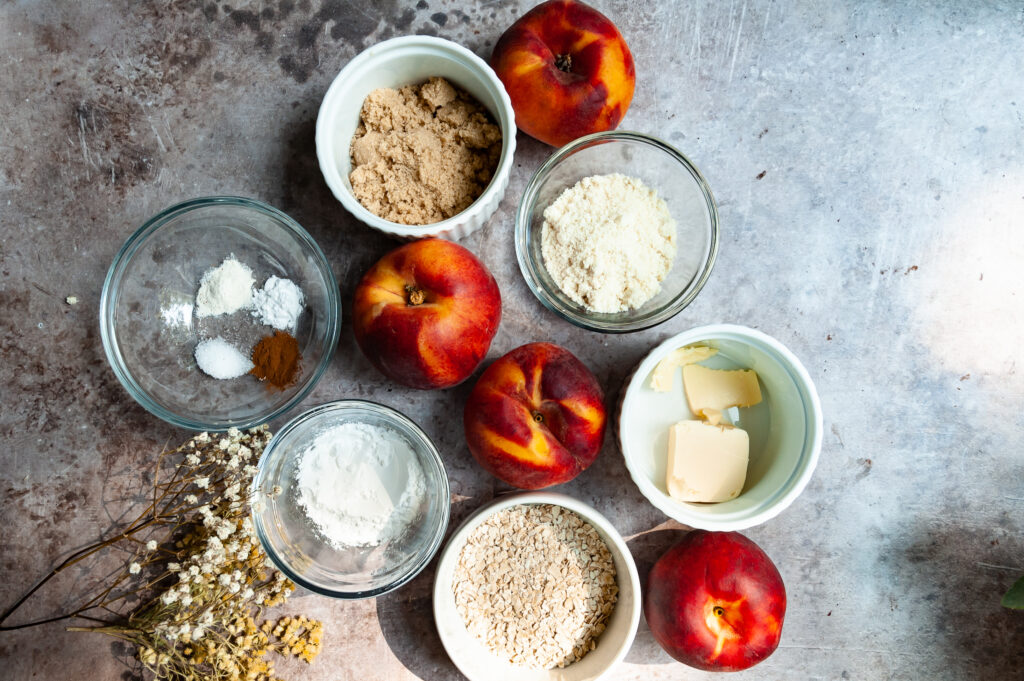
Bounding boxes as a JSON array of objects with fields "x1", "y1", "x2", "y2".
[
  {"x1": 99, "y1": 195, "x2": 341, "y2": 432},
  {"x1": 514, "y1": 130, "x2": 720, "y2": 333},
  {"x1": 251, "y1": 399, "x2": 452, "y2": 599}
]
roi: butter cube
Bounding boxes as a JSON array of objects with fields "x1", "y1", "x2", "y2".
[
  {"x1": 649, "y1": 345, "x2": 718, "y2": 392},
  {"x1": 682, "y1": 364, "x2": 762, "y2": 419},
  {"x1": 666, "y1": 420, "x2": 749, "y2": 503}
]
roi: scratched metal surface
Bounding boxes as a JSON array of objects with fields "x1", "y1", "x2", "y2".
[{"x1": 1, "y1": 1, "x2": 1023, "y2": 679}]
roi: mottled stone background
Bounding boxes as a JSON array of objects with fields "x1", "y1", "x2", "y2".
[{"x1": 1, "y1": 1, "x2": 1023, "y2": 679}]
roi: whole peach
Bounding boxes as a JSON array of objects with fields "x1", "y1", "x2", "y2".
[
  {"x1": 645, "y1": 531, "x2": 787, "y2": 671},
  {"x1": 463, "y1": 342, "x2": 606, "y2": 489},
  {"x1": 352, "y1": 239, "x2": 501, "y2": 390},
  {"x1": 491, "y1": 0, "x2": 635, "y2": 147}
]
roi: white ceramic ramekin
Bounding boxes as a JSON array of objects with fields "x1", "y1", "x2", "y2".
[
  {"x1": 617, "y1": 324, "x2": 823, "y2": 531},
  {"x1": 433, "y1": 492, "x2": 641, "y2": 681},
  {"x1": 316, "y1": 36, "x2": 517, "y2": 240}
]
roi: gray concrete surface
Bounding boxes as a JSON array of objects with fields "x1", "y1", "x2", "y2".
[{"x1": 2, "y1": 1, "x2": 1023, "y2": 679}]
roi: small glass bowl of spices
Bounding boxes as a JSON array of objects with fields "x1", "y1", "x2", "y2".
[
  {"x1": 100, "y1": 196, "x2": 340, "y2": 430},
  {"x1": 515, "y1": 131, "x2": 720, "y2": 333},
  {"x1": 252, "y1": 400, "x2": 450, "y2": 599}
]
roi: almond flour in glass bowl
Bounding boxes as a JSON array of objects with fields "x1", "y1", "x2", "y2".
[{"x1": 515, "y1": 131, "x2": 719, "y2": 333}]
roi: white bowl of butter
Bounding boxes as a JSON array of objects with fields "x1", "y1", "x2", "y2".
[{"x1": 617, "y1": 324, "x2": 822, "y2": 530}]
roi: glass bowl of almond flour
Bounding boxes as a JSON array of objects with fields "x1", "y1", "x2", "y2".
[
  {"x1": 515, "y1": 131, "x2": 719, "y2": 333},
  {"x1": 100, "y1": 196, "x2": 340, "y2": 430},
  {"x1": 251, "y1": 400, "x2": 450, "y2": 599}
]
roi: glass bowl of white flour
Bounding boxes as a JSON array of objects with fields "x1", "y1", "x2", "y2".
[
  {"x1": 515, "y1": 131, "x2": 719, "y2": 333},
  {"x1": 100, "y1": 196, "x2": 340, "y2": 430},
  {"x1": 251, "y1": 400, "x2": 450, "y2": 599}
]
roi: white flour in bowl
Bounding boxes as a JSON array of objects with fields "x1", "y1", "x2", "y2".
[{"x1": 295, "y1": 422, "x2": 426, "y2": 548}]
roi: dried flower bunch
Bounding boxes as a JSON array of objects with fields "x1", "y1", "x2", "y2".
[{"x1": 0, "y1": 426, "x2": 322, "y2": 681}]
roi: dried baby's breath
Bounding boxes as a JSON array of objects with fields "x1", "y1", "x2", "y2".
[
  {"x1": 0, "y1": 426, "x2": 323, "y2": 681},
  {"x1": 453, "y1": 504, "x2": 618, "y2": 669}
]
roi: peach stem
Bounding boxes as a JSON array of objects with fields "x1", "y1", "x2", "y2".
[
  {"x1": 405, "y1": 285, "x2": 425, "y2": 306},
  {"x1": 554, "y1": 53, "x2": 572, "y2": 72}
]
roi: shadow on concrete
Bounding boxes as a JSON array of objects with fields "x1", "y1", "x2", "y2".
[
  {"x1": 623, "y1": 526, "x2": 689, "y2": 665},
  {"x1": 894, "y1": 522, "x2": 1024, "y2": 677},
  {"x1": 375, "y1": 560, "x2": 467, "y2": 681},
  {"x1": 111, "y1": 640, "x2": 144, "y2": 681}
]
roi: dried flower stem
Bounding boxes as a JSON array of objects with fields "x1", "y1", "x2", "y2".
[{"x1": 0, "y1": 427, "x2": 323, "y2": 681}]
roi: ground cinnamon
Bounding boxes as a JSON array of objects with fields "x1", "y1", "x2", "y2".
[{"x1": 250, "y1": 330, "x2": 301, "y2": 390}]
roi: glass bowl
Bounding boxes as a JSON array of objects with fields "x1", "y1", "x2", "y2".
[
  {"x1": 100, "y1": 196, "x2": 340, "y2": 431},
  {"x1": 252, "y1": 400, "x2": 450, "y2": 599},
  {"x1": 515, "y1": 131, "x2": 719, "y2": 333}
]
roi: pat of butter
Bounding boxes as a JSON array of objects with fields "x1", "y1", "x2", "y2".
[
  {"x1": 702, "y1": 408, "x2": 724, "y2": 426},
  {"x1": 666, "y1": 420, "x2": 749, "y2": 503},
  {"x1": 682, "y1": 364, "x2": 762, "y2": 418},
  {"x1": 649, "y1": 345, "x2": 718, "y2": 392}
]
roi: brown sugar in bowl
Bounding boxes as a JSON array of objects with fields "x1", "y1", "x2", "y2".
[{"x1": 316, "y1": 36, "x2": 517, "y2": 241}]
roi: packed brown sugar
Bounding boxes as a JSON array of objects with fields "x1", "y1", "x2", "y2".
[{"x1": 349, "y1": 77, "x2": 502, "y2": 225}]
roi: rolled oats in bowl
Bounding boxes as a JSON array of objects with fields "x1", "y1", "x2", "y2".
[{"x1": 452, "y1": 503, "x2": 618, "y2": 669}]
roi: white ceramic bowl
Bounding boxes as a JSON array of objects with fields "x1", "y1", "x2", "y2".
[
  {"x1": 433, "y1": 492, "x2": 641, "y2": 681},
  {"x1": 316, "y1": 36, "x2": 517, "y2": 240},
  {"x1": 617, "y1": 324, "x2": 822, "y2": 531}
]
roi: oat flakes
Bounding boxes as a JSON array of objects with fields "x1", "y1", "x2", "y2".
[{"x1": 452, "y1": 504, "x2": 618, "y2": 669}]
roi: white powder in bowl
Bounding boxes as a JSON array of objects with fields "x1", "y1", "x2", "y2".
[
  {"x1": 195, "y1": 256, "x2": 255, "y2": 317},
  {"x1": 194, "y1": 337, "x2": 254, "y2": 379},
  {"x1": 540, "y1": 173, "x2": 677, "y2": 313},
  {"x1": 295, "y1": 422, "x2": 427, "y2": 548},
  {"x1": 252, "y1": 276, "x2": 305, "y2": 330}
]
